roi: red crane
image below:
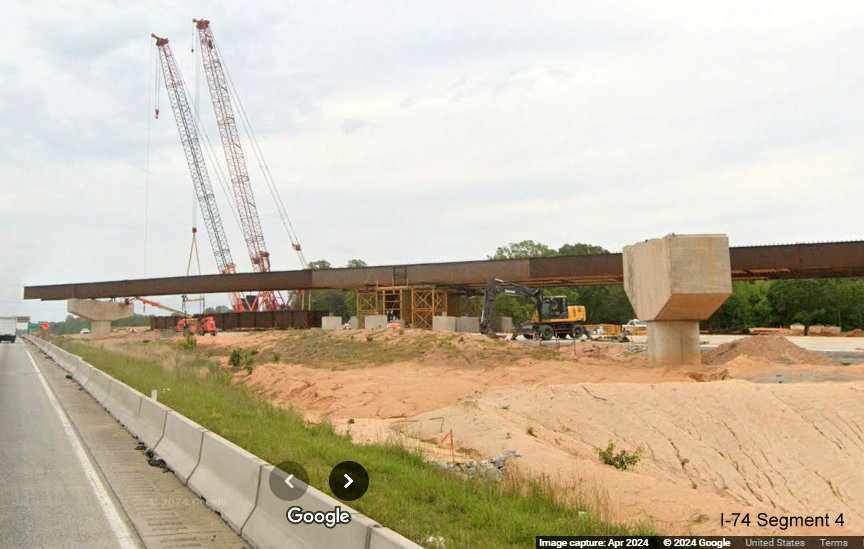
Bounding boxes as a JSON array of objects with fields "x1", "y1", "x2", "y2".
[
  {"x1": 151, "y1": 34, "x2": 248, "y2": 312},
  {"x1": 194, "y1": 19, "x2": 307, "y2": 310}
]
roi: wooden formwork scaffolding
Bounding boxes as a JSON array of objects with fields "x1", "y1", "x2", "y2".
[{"x1": 356, "y1": 286, "x2": 461, "y2": 329}]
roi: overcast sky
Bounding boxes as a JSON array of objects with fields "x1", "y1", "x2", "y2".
[{"x1": 2, "y1": 1, "x2": 863, "y2": 321}]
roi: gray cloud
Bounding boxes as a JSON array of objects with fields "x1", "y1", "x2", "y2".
[{"x1": 3, "y1": 0, "x2": 864, "y2": 321}]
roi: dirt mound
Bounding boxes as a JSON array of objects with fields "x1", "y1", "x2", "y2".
[
  {"x1": 703, "y1": 335, "x2": 836, "y2": 366},
  {"x1": 687, "y1": 367, "x2": 730, "y2": 382},
  {"x1": 409, "y1": 381, "x2": 864, "y2": 534}
]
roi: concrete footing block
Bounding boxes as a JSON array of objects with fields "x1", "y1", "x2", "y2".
[
  {"x1": 364, "y1": 315, "x2": 389, "y2": 330},
  {"x1": 456, "y1": 316, "x2": 480, "y2": 333},
  {"x1": 432, "y1": 316, "x2": 457, "y2": 332},
  {"x1": 348, "y1": 316, "x2": 359, "y2": 329},
  {"x1": 321, "y1": 316, "x2": 342, "y2": 330}
]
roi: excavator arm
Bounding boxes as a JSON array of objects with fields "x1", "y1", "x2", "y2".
[{"x1": 479, "y1": 278, "x2": 543, "y2": 337}]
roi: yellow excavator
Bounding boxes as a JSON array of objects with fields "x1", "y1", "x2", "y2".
[{"x1": 479, "y1": 278, "x2": 591, "y2": 340}]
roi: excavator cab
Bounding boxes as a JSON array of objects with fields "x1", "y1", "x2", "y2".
[{"x1": 540, "y1": 296, "x2": 568, "y2": 320}]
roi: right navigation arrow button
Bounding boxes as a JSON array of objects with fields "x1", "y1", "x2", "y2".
[{"x1": 343, "y1": 474, "x2": 353, "y2": 488}]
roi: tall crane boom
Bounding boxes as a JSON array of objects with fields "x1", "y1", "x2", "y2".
[
  {"x1": 193, "y1": 19, "x2": 284, "y2": 311},
  {"x1": 151, "y1": 34, "x2": 246, "y2": 312}
]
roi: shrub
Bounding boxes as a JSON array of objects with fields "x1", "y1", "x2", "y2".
[
  {"x1": 180, "y1": 333, "x2": 197, "y2": 350},
  {"x1": 229, "y1": 348, "x2": 258, "y2": 372},
  {"x1": 597, "y1": 441, "x2": 642, "y2": 471}
]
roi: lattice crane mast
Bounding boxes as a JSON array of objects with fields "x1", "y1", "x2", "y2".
[
  {"x1": 194, "y1": 19, "x2": 305, "y2": 310},
  {"x1": 151, "y1": 33, "x2": 247, "y2": 312}
]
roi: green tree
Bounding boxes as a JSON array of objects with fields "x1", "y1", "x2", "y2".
[
  {"x1": 47, "y1": 315, "x2": 90, "y2": 335},
  {"x1": 112, "y1": 314, "x2": 153, "y2": 328},
  {"x1": 558, "y1": 243, "x2": 609, "y2": 256},
  {"x1": 489, "y1": 240, "x2": 556, "y2": 259},
  {"x1": 307, "y1": 259, "x2": 332, "y2": 270},
  {"x1": 306, "y1": 259, "x2": 365, "y2": 320}
]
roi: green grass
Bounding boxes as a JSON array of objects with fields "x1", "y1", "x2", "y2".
[{"x1": 59, "y1": 338, "x2": 649, "y2": 547}]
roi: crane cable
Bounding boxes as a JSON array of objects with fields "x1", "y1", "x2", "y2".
[
  {"x1": 207, "y1": 33, "x2": 307, "y2": 268},
  {"x1": 144, "y1": 41, "x2": 157, "y2": 277}
]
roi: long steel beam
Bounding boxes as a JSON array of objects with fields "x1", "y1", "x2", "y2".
[{"x1": 22, "y1": 241, "x2": 864, "y2": 301}]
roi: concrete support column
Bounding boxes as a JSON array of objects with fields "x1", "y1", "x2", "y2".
[
  {"x1": 646, "y1": 320, "x2": 701, "y2": 366},
  {"x1": 67, "y1": 299, "x2": 134, "y2": 337},
  {"x1": 623, "y1": 234, "x2": 732, "y2": 366}
]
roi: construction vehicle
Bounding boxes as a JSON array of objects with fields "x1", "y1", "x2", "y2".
[
  {"x1": 124, "y1": 297, "x2": 217, "y2": 336},
  {"x1": 176, "y1": 316, "x2": 217, "y2": 336},
  {"x1": 622, "y1": 319, "x2": 648, "y2": 335},
  {"x1": 479, "y1": 279, "x2": 592, "y2": 341}
]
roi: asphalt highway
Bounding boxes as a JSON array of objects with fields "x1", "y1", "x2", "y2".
[{"x1": 0, "y1": 340, "x2": 247, "y2": 548}]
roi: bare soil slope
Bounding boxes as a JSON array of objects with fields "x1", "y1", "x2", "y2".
[{"x1": 105, "y1": 329, "x2": 864, "y2": 534}]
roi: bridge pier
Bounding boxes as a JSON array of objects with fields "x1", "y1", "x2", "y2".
[
  {"x1": 67, "y1": 299, "x2": 134, "y2": 337},
  {"x1": 623, "y1": 234, "x2": 732, "y2": 366}
]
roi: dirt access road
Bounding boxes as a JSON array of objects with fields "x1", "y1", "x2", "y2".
[{"x1": 104, "y1": 329, "x2": 864, "y2": 535}]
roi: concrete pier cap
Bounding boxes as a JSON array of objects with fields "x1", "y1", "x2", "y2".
[
  {"x1": 67, "y1": 299, "x2": 134, "y2": 337},
  {"x1": 623, "y1": 234, "x2": 732, "y2": 366}
]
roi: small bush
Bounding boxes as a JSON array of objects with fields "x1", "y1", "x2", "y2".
[
  {"x1": 180, "y1": 333, "x2": 197, "y2": 350},
  {"x1": 272, "y1": 351, "x2": 280, "y2": 363},
  {"x1": 229, "y1": 348, "x2": 258, "y2": 372},
  {"x1": 597, "y1": 441, "x2": 642, "y2": 471},
  {"x1": 526, "y1": 426, "x2": 536, "y2": 437}
]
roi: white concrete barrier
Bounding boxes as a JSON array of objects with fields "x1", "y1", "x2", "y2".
[
  {"x1": 188, "y1": 432, "x2": 265, "y2": 532},
  {"x1": 104, "y1": 380, "x2": 142, "y2": 427},
  {"x1": 154, "y1": 411, "x2": 207, "y2": 483},
  {"x1": 242, "y1": 464, "x2": 379, "y2": 549},
  {"x1": 85, "y1": 369, "x2": 114, "y2": 405},
  {"x1": 363, "y1": 315, "x2": 389, "y2": 330},
  {"x1": 321, "y1": 316, "x2": 343, "y2": 330},
  {"x1": 369, "y1": 527, "x2": 424, "y2": 549},
  {"x1": 73, "y1": 363, "x2": 95, "y2": 388},
  {"x1": 129, "y1": 396, "x2": 169, "y2": 449},
  {"x1": 456, "y1": 316, "x2": 480, "y2": 333},
  {"x1": 432, "y1": 316, "x2": 457, "y2": 332}
]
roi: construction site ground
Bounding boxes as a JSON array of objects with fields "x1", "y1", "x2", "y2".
[{"x1": 89, "y1": 329, "x2": 864, "y2": 535}]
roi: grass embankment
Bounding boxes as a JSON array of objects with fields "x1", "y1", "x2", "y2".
[
  {"x1": 58, "y1": 337, "x2": 648, "y2": 548},
  {"x1": 202, "y1": 328, "x2": 560, "y2": 370}
]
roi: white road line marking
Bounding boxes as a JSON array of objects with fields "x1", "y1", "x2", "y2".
[{"x1": 25, "y1": 346, "x2": 140, "y2": 549}]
